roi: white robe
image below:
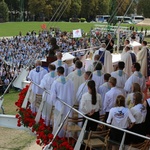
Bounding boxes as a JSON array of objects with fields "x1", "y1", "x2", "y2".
[
  {"x1": 93, "y1": 48, "x2": 113, "y2": 73},
  {"x1": 39, "y1": 71, "x2": 57, "y2": 126},
  {"x1": 76, "y1": 81, "x2": 88, "y2": 103},
  {"x1": 28, "y1": 66, "x2": 48, "y2": 112},
  {"x1": 111, "y1": 70, "x2": 128, "y2": 96},
  {"x1": 98, "y1": 82, "x2": 110, "y2": 115},
  {"x1": 28, "y1": 66, "x2": 48, "y2": 94},
  {"x1": 50, "y1": 76, "x2": 74, "y2": 137},
  {"x1": 137, "y1": 46, "x2": 148, "y2": 77},
  {"x1": 121, "y1": 50, "x2": 136, "y2": 76},
  {"x1": 124, "y1": 71, "x2": 146, "y2": 93},
  {"x1": 52, "y1": 59, "x2": 68, "y2": 76},
  {"x1": 92, "y1": 70, "x2": 104, "y2": 89},
  {"x1": 67, "y1": 69, "x2": 85, "y2": 104},
  {"x1": 103, "y1": 87, "x2": 123, "y2": 112}
]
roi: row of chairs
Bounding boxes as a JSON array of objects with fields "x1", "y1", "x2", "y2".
[{"x1": 63, "y1": 113, "x2": 150, "y2": 150}]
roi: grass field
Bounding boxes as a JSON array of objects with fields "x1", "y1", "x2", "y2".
[{"x1": 0, "y1": 21, "x2": 150, "y2": 37}]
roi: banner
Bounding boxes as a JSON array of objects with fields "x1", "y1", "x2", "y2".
[{"x1": 73, "y1": 29, "x2": 82, "y2": 38}]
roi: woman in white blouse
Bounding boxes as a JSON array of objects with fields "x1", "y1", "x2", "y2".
[
  {"x1": 80, "y1": 80, "x2": 102, "y2": 131},
  {"x1": 127, "y1": 92, "x2": 147, "y2": 144},
  {"x1": 107, "y1": 95, "x2": 135, "y2": 150}
]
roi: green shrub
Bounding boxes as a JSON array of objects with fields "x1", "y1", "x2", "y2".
[
  {"x1": 69, "y1": 18, "x2": 80, "y2": 22},
  {"x1": 80, "y1": 18, "x2": 86, "y2": 22}
]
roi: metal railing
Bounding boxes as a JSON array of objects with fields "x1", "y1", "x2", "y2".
[{"x1": 26, "y1": 80, "x2": 150, "y2": 150}]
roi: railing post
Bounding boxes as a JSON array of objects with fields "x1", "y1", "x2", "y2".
[
  {"x1": 119, "y1": 132, "x2": 126, "y2": 150},
  {"x1": 21, "y1": 84, "x2": 32, "y2": 108},
  {"x1": 52, "y1": 105, "x2": 64, "y2": 135},
  {"x1": 74, "y1": 119, "x2": 87, "y2": 150}
]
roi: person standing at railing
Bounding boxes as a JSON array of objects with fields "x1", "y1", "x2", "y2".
[
  {"x1": 50, "y1": 66, "x2": 74, "y2": 137},
  {"x1": 27, "y1": 59, "x2": 48, "y2": 113},
  {"x1": 103, "y1": 77, "x2": 124, "y2": 122},
  {"x1": 126, "y1": 92, "x2": 147, "y2": 144},
  {"x1": 39, "y1": 64, "x2": 57, "y2": 126},
  {"x1": 80, "y1": 80, "x2": 102, "y2": 131},
  {"x1": 107, "y1": 95, "x2": 135, "y2": 150}
]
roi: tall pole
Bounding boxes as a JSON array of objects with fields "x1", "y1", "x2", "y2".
[{"x1": 20, "y1": 0, "x2": 24, "y2": 22}]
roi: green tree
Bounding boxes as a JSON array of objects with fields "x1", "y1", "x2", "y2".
[
  {"x1": 70, "y1": 0, "x2": 82, "y2": 18},
  {"x1": 28, "y1": 0, "x2": 47, "y2": 21},
  {"x1": 137, "y1": 0, "x2": 150, "y2": 17},
  {"x1": 96, "y1": 0, "x2": 109, "y2": 15},
  {"x1": 0, "y1": 0, "x2": 9, "y2": 22}
]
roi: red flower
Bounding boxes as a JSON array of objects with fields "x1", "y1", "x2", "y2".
[{"x1": 15, "y1": 85, "x2": 73, "y2": 149}]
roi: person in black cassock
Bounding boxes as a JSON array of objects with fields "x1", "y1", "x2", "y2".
[{"x1": 48, "y1": 37, "x2": 59, "y2": 57}]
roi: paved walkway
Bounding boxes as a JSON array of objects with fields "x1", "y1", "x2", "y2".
[{"x1": 23, "y1": 142, "x2": 42, "y2": 150}]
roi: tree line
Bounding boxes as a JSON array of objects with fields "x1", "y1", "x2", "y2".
[{"x1": 0, "y1": 0, "x2": 150, "y2": 22}]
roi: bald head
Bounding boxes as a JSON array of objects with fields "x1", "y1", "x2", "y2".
[
  {"x1": 57, "y1": 52, "x2": 62, "y2": 59},
  {"x1": 101, "y1": 43, "x2": 106, "y2": 48}
]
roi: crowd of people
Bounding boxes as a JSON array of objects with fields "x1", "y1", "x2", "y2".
[{"x1": 1, "y1": 27, "x2": 150, "y2": 148}]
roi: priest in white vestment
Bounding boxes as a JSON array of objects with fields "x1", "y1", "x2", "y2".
[
  {"x1": 137, "y1": 41, "x2": 150, "y2": 77},
  {"x1": 50, "y1": 66, "x2": 74, "y2": 137},
  {"x1": 52, "y1": 52, "x2": 68, "y2": 76},
  {"x1": 39, "y1": 64, "x2": 57, "y2": 126},
  {"x1": 124, "y1": 62, "x2": 146, "y2": 93},
  {"x1": 121, "y1": 46, "x2": 136, "y2": 76},
  {"x1": 93, "y1": 43, "x2": 113, "y2": 73},
  {"x1": 111, "y1": 61, "x2": 128, "y2": 96},
  {"x1": 67, "y1": 60, "x2": 85, "y2": 104},
  {"x1": 28, "y1": 60, "x2": 48, "y2": 112}
]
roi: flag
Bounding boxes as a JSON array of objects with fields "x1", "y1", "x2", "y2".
[{"x1": 73, "y1": 29, "x2": 82, "y2": 38}]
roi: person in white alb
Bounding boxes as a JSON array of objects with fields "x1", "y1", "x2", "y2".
[
  {"x1": 76, "y1": 71, "x2": 93, "y2": 103},
  {"x1": 93, "y1": 43, "x2": 113, "y2": 73},
  {"x1": 27, "y1": 59, "x2": 48, "y2": 112},
  {"x1": 98, "y1": 73, "x2": 111, "y2": 115},
  {"x1": 39, "y1": 64, "x2": 57, "y2": 126},
  {"x1": 52, "y1": 52, "x2": 68, "y2": 76},
  {"x1": 111, "y1": 61, "x2": 128, "y2": 96},
  {"x1": 67, "y1": 60, "x2": 85, "y2": 104},
  {"x1": 92, "y1": 61, "x2": 104, "y2": 89},
  {"x1": 80, "y1": 80, "x2": 102, "y2": 131},
  {"x1": 126, "y1": 92, "x2": 147, "y2": 144},
  {"x1": 121, "y1": 46, "x2": 136, "y2": 76},
  {"x1": 107, "y1": 95, "x2": 135, "y2": 150},
  {"x1": 124, "y1": 62, "x2": 146, "y2": 93},
  {"x1": 137, "y1": 40, "x2": 150, "y2": 77},
  {"x1": 50, "y1": 66, "x2": 74, "y2": 137},
  {"x1": 103, "y1": 77, "x2": 123, "y2": 121}
]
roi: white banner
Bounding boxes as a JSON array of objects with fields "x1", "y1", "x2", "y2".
[{"x1": 73, "y1": 29, "x2": 82, "y2": 38}]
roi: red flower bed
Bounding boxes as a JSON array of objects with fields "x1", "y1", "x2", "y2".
[{"x1": 15, "y1": 85, "x2": 73, "y2": 150}]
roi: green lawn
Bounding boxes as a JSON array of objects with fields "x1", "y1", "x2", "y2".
[
  {"x1": 2, "y1": 88, "x2": 19, "y2": 115},
  {"x1": 0, "y1": 21, "x2": 150, "y2": 37}
]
